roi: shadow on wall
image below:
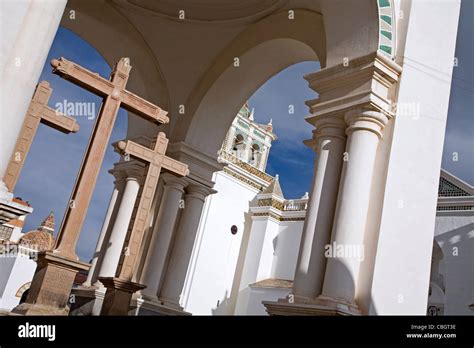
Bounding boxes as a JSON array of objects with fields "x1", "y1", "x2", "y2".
[{"x1": 434, "y1": 221, "x2": 474, "y2": 315}]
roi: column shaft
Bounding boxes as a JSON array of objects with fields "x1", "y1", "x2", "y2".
[
  {"x1": 99, "y1": 177, "x2": 140, "y2": 278},
  {"x1": 84, "y1": 184, "x2": 121, "y2": 286},
  {"x1": 140, "y1": 176, "x2": 186, "y2": 300},
  {"x1": 322, "y1": 110, "x2": 387, "y2": 301},
  {"x1": 293, "y1": 119, "x2": 346, "y2": 299},
  {"x1": 158, "y1": 184, "x2": 211, "y2": 307}
]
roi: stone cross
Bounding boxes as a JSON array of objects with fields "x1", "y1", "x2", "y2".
[
  {"x1": 99, "y1": 134, "x2": 189, "y2": 315},
  {"x1": 3, "y1": 81, "x2": 79, "y2": 192},
  {"x1": 13, "y1": 57, "x2": 170, "y2": 315},
  {"x1": 115, "y1": 133, "x2": 189, "y2": 280},
  {"x1": 50, "y1": 57, "x2": 169, "y2": 261}
]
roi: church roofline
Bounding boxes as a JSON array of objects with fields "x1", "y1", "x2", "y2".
[{"x1": 440, "y1": 169, "x2": 474, "y2": 196}]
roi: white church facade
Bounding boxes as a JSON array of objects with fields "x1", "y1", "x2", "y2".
[
  {"x1": 0, "y1": 0, "x2": 470, "y2": 317},
  {"x1": 171, "y1": 106, "x2": 474, "y2": 316},
  {"x1": 3, "y1": 105, "x2": 472, "y2": 316}
]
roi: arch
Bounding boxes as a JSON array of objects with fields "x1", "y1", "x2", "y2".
[
  {"x1": 320, "y1": 0, "x2": 381, "y2": 65},
  {"x1": 15, "y1": 281, "x2": 31, "y2": 298},
  {"x1": 61, "y1": 0, "x2": 169, "y2": 138},
  {"x1": 173, "y1": 9, "x2": 324, "y2": 158}
]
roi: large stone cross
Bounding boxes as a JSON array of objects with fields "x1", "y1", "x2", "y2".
[
  {"x1": 13, "y1": 57, "x2": 171, "y2": 315},
  {"x1": 50, "y1": 57, "x2": 169, "y2": 260},
  {"x1": 3, "y1": 81, "x2": 79, "y2": 192},
  {"x1": 99, "y1": 133, "x2": 189, "y2": 315}
]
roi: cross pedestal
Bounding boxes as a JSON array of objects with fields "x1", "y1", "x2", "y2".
[
  {"x1": 12, "y1": 251, "x2": 89, "y2": 315},
  {"x1": 99, "y1": 277, "x2": 145, "y2": 316}
]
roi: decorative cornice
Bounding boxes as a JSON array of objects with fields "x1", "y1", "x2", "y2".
[
  {"x1": 222, "y1": 167, "x2": 267, "y2": 191},
  {"x1": 304, "y1": 51, "x2": 402, "y2": 121},
  {"x1": 218, "y1": 150, "x2": 273, "y2": 184},
  {"x1": 167, "y1": 141, "x2": 223, "y2": 188}
]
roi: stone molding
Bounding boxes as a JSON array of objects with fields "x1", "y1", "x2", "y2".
[
  {"x1": 305, "y1": 51, "x2": 402, "y2": 121},
  {"x1": 167, "y1": 141, "x2": 223, "y2": 188},
  {"x1": 161, "y1": 172, "x2": 188, "y2": 192},
  {"x1": 344, "y1": 108, "x2": 389, "y2": 139},
  {"x1": 110, "y1": 159, "x2": 146, "y2": 182}
]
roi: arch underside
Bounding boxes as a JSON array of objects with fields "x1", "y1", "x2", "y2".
[{"x1": 58, "y1": 0, "x2": 382, "y2": 160}]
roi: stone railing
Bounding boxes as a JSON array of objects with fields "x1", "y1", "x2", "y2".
[
  {"x1": 283, "y1": 199, "x2": 308, "y2": 211},
  {"x1": 257, "y1": 197, "x2": 308, "y2": 212}
]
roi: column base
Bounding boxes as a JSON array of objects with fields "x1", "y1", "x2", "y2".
[
  {"x1": 263, "y1": 295, "x2": 362, "y2": 316},
  {"x1": 135, "y1": 297, "x2": 191, "y2": 316},
  {"x1": 99, "y1": 277, "x2": 146, "y2": 315},
  {"x1": 11, "y1": 251, "x2": 90, "y2": 316},
  {"x1": 69, "y1": 284, "x2": 106, "y2": 316}
]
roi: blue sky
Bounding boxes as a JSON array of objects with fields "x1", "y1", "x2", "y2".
[{"x1": 14, "y1": 3, "x2": 473, "y2": 261}]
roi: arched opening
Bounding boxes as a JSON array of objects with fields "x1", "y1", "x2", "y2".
[
  {"x1": 181, "y1": 59, "x2": 320, "y2": 315},
  {"x1": 61, "y1": 0, "x2": 169, "y2": 139}
]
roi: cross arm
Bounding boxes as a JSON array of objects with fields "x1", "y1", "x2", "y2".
[
  {"x1": 40, "y1": 106, "x2": 80, "y2": 134},
  {"x1": 161, "y1": 156, "x2": 189, "y2": 177},
  {"x1": 115, "y1": 140, "x2": 156, "y2": 164},
  {"x1": 120, "y1": 90, "x2": 169, "y2": 124},
  {"x1": 115, "y1": 139, "x2": 189, "y2": 177},
  {"x1": 51, "y1": 57, "x2": 114, "y2": 97}
]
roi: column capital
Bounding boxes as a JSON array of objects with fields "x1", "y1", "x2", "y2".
[
  {"x1": 304, "y1": 51, "x2": 401, "y2": 122},
  {"x1": 185, "y1": 183, "x2": 216, "y2": 202},
  {"x1": 109, "y1": 159, "x2": 146, "y2": 182},
  {"x1": 344, "y1": 109, "x2": 389, "y2": 139},
  {"x1": 303, "y1": 115, "x2": 346, "y2": 151},
  {"x1": 161, "y1": 173, "x2": 188, "y2": 192}
]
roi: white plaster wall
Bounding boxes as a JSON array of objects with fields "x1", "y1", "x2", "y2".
[
  {"x1": 256, "y1": 218, "x2": 280, "y2": 282},
  {"x1": 0, "y1": 253, "x2": 36, "y2": 311},
  {"x1": 370, "y1": 0, "x2": 461, "y2": 315},
  {"x1": 434, "y1": 213, "x2": 474, "y2": 315},
  {"x1": 234, "y1": 216, "x2": 278, "y2": 315},
  {"x1": 271, "y1": 222, "x2": 304, "y2": 281},
  {"x1": 235, "y1": 216, "x2": 303, "y2": 314},
  {"x1": 182, "y1": 171, "x2": 259, "y2": 315}
]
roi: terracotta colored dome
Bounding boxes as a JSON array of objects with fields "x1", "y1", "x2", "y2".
[{"x1": 19, "y1": 230, "x2": 54, "y2": 251}]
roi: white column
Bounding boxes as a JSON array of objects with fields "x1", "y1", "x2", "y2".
[
  {"x1": 98, "y1": 166, "x2": 142, "y2": 278},
  {"x1": 0, "y1": 0, "x2": 66, "y2": 192},
  {"x1": 322, "y1": 109, "x2": 388, "y2": 301},
  {"x1": 293, "y1": 117, "x2": 346, "y2": 299},
  {"x1": 159, "y1": 184, "x2": 213, "y2": 308},
  {"x1": 140, "y1": 174, "x2": 187, "y2": 301},
  {"x1": 84, "y1": 176, "x2": 125, "y2": 286}
]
